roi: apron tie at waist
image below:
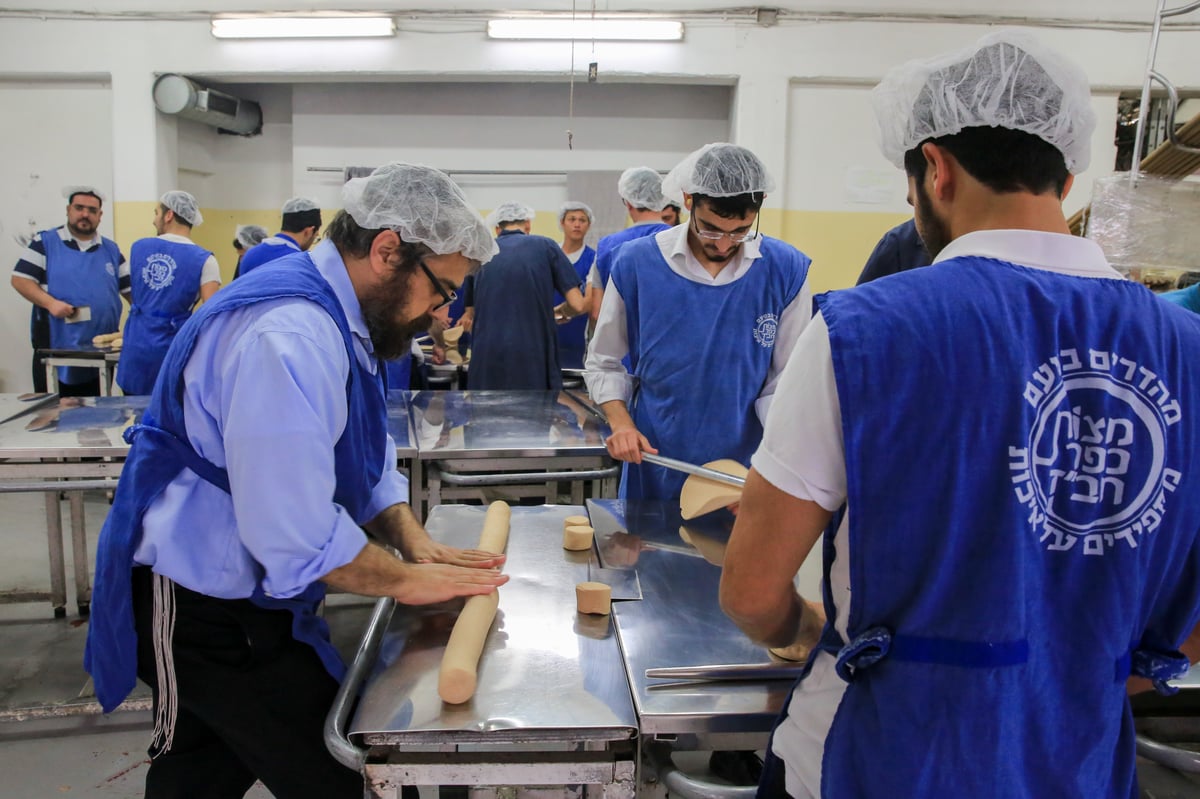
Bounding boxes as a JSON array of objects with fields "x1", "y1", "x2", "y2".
[
  {"x1": 835, "y1": 626, "x2": 1030, "y2": 683},
  {"x1": 1115, "y1": 646, "x2": 1190, "y2": 695},
  {"x1": 125, "y1": 424, "x2": 231, "y2": 493}
]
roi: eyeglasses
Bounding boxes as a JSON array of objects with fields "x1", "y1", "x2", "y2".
[
  {"x1": 418, "y1": 258, "x2": 457, "y2": 311},
  {"x1": 691, "y1": 214, "x2": 759, "y2": 244}
]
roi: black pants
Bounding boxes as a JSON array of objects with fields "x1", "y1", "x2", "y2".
[
  {"x1": 131, "y1": 567, "x2": 363, "y2": 799},
  {"x1": 59, "y1": 376, "x2": 100, "y2": 397}
]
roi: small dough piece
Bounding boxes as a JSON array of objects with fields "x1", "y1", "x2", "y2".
[
  {"x1": 562, "y1": 515, "x2": 589, "y2": 531},
  {"x1": 92, "y1": 332, "x2": 120, "y2": 346},
  {"x1": 680, "y1": 459, "x2": 748, "y2": 520},
  {"x1": 445, "y1": 349, "x2": 464, "y2": 365},
  {"x1": 562, "y1": 525, "x2": 594, "y2": 551},
  {"x1": 443, "y1": 326, "x2": 465, "y2": 344},
  {"x1": 576, "y1": 581, "x2": 611, "y2": 615},
  {"x1": 108, "y1": 337, "x2": 123, "y2": 351}
]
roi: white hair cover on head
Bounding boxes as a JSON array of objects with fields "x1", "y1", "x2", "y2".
[
  {"x1": 617, "y1": 167, "x2": 668, "y2": 211},
  {"x1": 486, "y1": 201, "x2": 537, "y2": 228},
  {"x1": 281, "y1": 197, "x2": 320, "y2": 214},
  {"x1": 870, "y1": 29, "x2": 1096, "y2": 174},
  {"x1": 62, "y1": 185, "x2": 106, "y2": 204},
  {"x1": 342, "y1": 163, "x2": 498, "y2": 265},
  {"x1": 235, "y1": 224, "x2": 269, "y2": 248},
  {"x1": 661, "y1": 144, "x2": 775, "y2": 200},
  {"x1": 161, "y1": 190, "x2": 203, "y2": 226},
  {"x1": 558, "y1": 201, "x2": 594, "y2": 225}
]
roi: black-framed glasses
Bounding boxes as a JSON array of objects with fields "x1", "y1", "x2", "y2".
[
  {"x1": 418, "y1": 258, "x2": 457, "y2": 310},
  {"x1": 691, "y1": 213, "x2": 759, "y2": 244}
]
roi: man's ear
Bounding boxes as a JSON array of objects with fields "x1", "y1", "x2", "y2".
[
  {"x1": 683, "y1": 193, "x2": 694, "y2": 212},
  {"x1": 921, "y1": 142, "x2": 955, "y2": 202},
  {"x1": 1060, "y1": 173, "x2": 1075, "y2": 201},
  {"x1": 369, "y1": 229, "x2": 402, "y2": 276}
]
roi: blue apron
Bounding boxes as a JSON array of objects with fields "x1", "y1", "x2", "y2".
[
  {"x1": 765, "y1": 258, "x2": 1200, "y2": 798},
  {"x1": 556, "y1": 246, "x2": 594, "y2": 370},
  {"x1": 85, "y1": 253, "x2": 388, "y2": 713},
  {"x1": 116, "y1": 237, "x2": 210, "y2": 395},
  {"x1": 237, "y1": 234, "x2": 302, "y2": 277},
  {"x1": 40, "y1": 229, "x2": 123, "y2": 384},
  {"x1": 595, "y1": 223, "x2": 669, "y2": 289},
  {"x1": 612, "y1": 235, "x2": 808, "y2": 500}
]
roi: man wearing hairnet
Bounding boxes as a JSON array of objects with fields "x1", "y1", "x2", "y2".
[
  {"x1": 116, "y1": 191, "x2": 221, "y2": 395},
  {"x1": 231, "y1": 224, "x2": 268, "y2": 270},
  {"x1": 586, "y1": 144, "x2": 813, "y2": 501},
  {"x1": 86, "y1": 164, "x2": 507, "y2": 799},
  {"x1": 457, "y1": 201, "x2": 586, "y2": 390},
  {"x1": 556, "y1": 200, "x2": 596, "y2": 367},
  {"x1": 10, "y1": 185, "x2": 129, "y2": 395},
  {"x1": 720, "y1": 32, "x2": 1200, "y2": 798},
  {"x1": 585, "y1": 167, "x2": 671, "y2": 327},
  {"x1": 235, "y1": 196, "x2": 323, "y2": 278}
]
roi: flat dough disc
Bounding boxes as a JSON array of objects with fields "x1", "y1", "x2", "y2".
[
  {"x1": 679, "y1": 459, "x2": 748, "y2": 520},
  {"x1": 443, "y1": 326, "x2": 465, "y2": 344}
]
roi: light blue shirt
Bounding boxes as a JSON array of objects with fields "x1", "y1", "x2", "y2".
[
  {"x1": 1160, "y1": 283, "x2": 1200, "y2": 314},
  {"x1": 135, "y1": 239, "x2": 408, "y2": 599}
]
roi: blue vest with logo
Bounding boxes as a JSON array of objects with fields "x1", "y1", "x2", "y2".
[
  {"x1": 85, "y1": 253, "x2": 388, "y2": 713},
  {"x1": 116, "y1": 237, "x2": 211, "y2": 395},
  {"x1": 806, "y1": 258, "x2": 1200, "y2": 798},
  {"x1": 40, "y1": 228, "x2": 124, "y2": 384},
  {"x1": 612, "y1": 235, "x2": 808, "y2": 499},
  {"x1": 556, "y1": 245, "x2": 594, "y2": 370}
]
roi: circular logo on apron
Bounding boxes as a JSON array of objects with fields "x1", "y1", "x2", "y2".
[
  {"x1": 143, "y1": 253, "x2": 177, "y2": 291},
  {"x1": 753, "y1": 313, "x2": 778, "y2": 348}
]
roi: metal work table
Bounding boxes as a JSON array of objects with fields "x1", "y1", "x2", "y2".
[
  {"x1": 385, "y1": 390, "x2": 418, "y2": 462},
  {"x1": 406, "y1": 390, "x2": 618, "y2": 520},
  {"x1": 0, "y1": 392, "x2": 58, "y2": 425},
  {"x1": 0, "y1": 394, "x2": 147, "y2": 616},
  {"x1": 38, "y1": 345, "x2": 121, "y2": 396},
  {"x1": 330, "y1": 504, "x2": 638, "y2": 797}
]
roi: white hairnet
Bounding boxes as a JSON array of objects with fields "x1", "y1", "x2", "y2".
[
  {"x1": 662, "y1": 144, "x2": 775, "y2": 199},
  {"x1": 281, "y1": 196, "x2": 320, "y2": 214},
  {"x1": 486, "y1": 201, "x2": 537, "y2": 228},
  {"x1": 617, "y1": 167, "x2": 668, "y2": 211},
  {"x1": 558, "y1": 201, "x2": 594, "y2": 225},
  {"x1": 342, "y1": 163, "x2": 498, "y2": 265},
  {"x1": 161, "y1": 190, "x2": 203, "y2": 226},
  {"x1": 871, "y1": 30, "x2": 1096, "y2": 174},
  {"x1": 62, "y1": 185, "x2": 106, "y2": 204},
  {"x1": 235, "y1": 224, "x2": 269, "y2": 249}
]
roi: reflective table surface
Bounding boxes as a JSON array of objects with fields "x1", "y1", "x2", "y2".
[
  {"x1": 0, "y1": 395, "x2": 150, "y2": 459},
  {"x1": 0, "y1": 393, "x2": 58, "y2": 425},
  {"x1": 384, "y1": 390, "x2": 417, "y2": 459},
  {"x1": 350, "y1": 504, "x2": 638, "y2": 746}
]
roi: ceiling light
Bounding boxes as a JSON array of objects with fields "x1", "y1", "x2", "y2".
[
  {"x1": 211, "y1": 16, "x2": 396, "y2": 39},
  {"x1": 487, "y1": 18, "x2": 684, "y2": 41}
]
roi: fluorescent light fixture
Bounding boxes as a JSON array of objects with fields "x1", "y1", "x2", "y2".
[
  {"x1": 487, "y1": 18, "x2": 683, "y2": 41},
  {"x1": 212, "y1": 16, "x2": 395, "y2": 39}
]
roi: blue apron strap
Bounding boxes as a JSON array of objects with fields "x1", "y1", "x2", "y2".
[
  {"x1": 1115, "y1": 644, "x2": 1190, "y2": 696},
  {"x1": 124, "y1": 424, "x2": 231, "y2": 494},
  {"x1": 834, "y1": 626, "x2": 1030, "y2": 683}
]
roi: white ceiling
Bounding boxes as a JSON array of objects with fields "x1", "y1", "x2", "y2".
[{"x1": 0, "y1": 0, "x2": 1187, "y2": 26}]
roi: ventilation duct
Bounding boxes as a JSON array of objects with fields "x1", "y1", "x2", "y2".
[{"x1": 152, "y1": 74, "x2": 262, "y2": 136}]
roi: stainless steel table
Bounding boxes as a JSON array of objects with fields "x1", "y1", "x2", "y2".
[
  {"x1": 407, "y1": 390, "x2": 618, "y2": 520},
  {"x1": 0, "y1": 395, "x2": 148, "y2": 616},
  {"x1": 329, "y1": 504, "x2": 638, "y2": 797},
  {"x1": 38, "y1": 345, "x2": 121, "y2": 396},
  {"x1": 386, "y1": 389, "x2": 418, "y2": 463}
]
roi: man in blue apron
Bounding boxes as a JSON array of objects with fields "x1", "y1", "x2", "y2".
[
  {"x1": 854, "y1": 218, "x2": 929, "y2": 285},
  {"x1": 85, "y1": 163, "x2": 505, "y2": 799},
  {"x1": 720, "y1": 32, "x2": 1200, "y2": 799},
  {"x1": 585, "y1": 167, "x2": 671, "y2": 329},
  {"x1": 555, "y1": 201, "x2": 596, "y2": 369},
  {"x1": 117, "y1": 190, "x2": 221, "y2": 395},
  {"x1": 462, "y1": 201, "x2": 586, "y2": 390},
  {"x1": 585, "y1": 144, "x2": 813, "y2": 500},
  {"x1": 231, "y1": 224, "x2": 269, "y2": 272},
  {"x1": 661, "y1": 202, "x2": 683, "y2": 227},
  {"x1": 235, "y1": 196, "x2": 323, "y2": 278},
  {"x1": 10, "y1": 185, "x2": 128, "y2": 395}
]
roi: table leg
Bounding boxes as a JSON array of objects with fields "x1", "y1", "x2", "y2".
[
  {"x1": 43, "y1": 491, "x2": 66, "y2": 618},
  {"x1": 44, "y1": 359, "x2": 58, "y2": 396},
  {"x1": 68, "y1": 490, "x2": 90, "y2": 615},
  {"x1": 99, "y1": 364, "x2": 111, "y2": 397}
]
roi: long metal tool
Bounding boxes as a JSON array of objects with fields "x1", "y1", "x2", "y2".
[
  {"x1": 640, "y1": 453, "x2": 746, "y2": 488},
  {"x1": 645, "y1": 663, "x2": 803, "y2": 682}
]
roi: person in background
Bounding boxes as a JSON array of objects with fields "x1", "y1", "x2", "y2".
[
  {"x1": 459, "y1": 201, "x2": 586, "y2": 390},
  {"x1": 1159, "y1": 275, "x2": 1200, "y2": 313},
  {"x1": 720, "y1": 31, "x2": 1200, "y2": 799},
  {"x1": 586, "y1": 143, "x2": 813, "y2": 501},
  {"x1": 235, "y1": 197, "x2": 323, "y2": 278},
  {"x1": 10, "y1": 185, "x2": 129, "y2": 395},
  {"x1": 116, "y1": 191, "x2": 221, "y2": 395},
  {"x1": 585, "y1": 167, "x2": 671, "y2": 326},
  {"x1": 556, "y1": 201, "x2": 596, "y2": 368},
  {"x1": 231, "y1": 224, "x2": 269, "y2": 271},
  {"x1": 85, "y1": 163, "x2": 505, "y2": 799},
  {"x1": 855, "y1": 217, "x2": 931, "y2": 284},
  {"x1": 662, "y1": 202, "x2": 684, "y2": 226}
]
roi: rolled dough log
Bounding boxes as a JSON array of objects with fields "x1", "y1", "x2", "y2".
[
  {"x1": 575, "y1": 581, "x2": 611, "y2": 615},
  {"x1": 91, "y1": 332, "x2": 120, "y2": 346},
  {"x1": 679, "y1": 459, "x2": 748, "y2": 520},
  {"x1": 562, "y1": 525, "x2": 594, "y2": 551},
  {"x1": 562, "y1": 515, "x2": 589, "y2": 531},
  {"x1": 437, "y1": 501, "x2": 510, "y2": 704},
  {"x1": 108, "y1": 337, "x2": 123, "y2": 351}
]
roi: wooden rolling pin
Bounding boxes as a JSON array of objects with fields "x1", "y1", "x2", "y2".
[{"x1": 438, "y1": 501, "x2": 510, "y2": 704}]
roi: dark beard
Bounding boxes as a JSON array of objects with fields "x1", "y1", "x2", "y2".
[
  {"x1": 913, "y1": 178, "x2": 950, "y2": 259},
  {"x1": 361, "y1": 269, "x2": 432, "y2": 360}
]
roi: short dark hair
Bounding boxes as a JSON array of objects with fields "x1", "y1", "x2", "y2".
[
  {"x1": 281, "y1": 209, "x2": 322, "y2": 234},
  {"x1": 691, "y1": 193, "x2": 764, "y2": 219},
  {"x1": 68, "y1": 191, "x2": 102, "y2": 208},
  {"x1": 903, "y1": 126, "x2": 1069, "y2": 197},
  {"x1": 324, "y1": 209, "x2": 430, "y2": 266}
]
